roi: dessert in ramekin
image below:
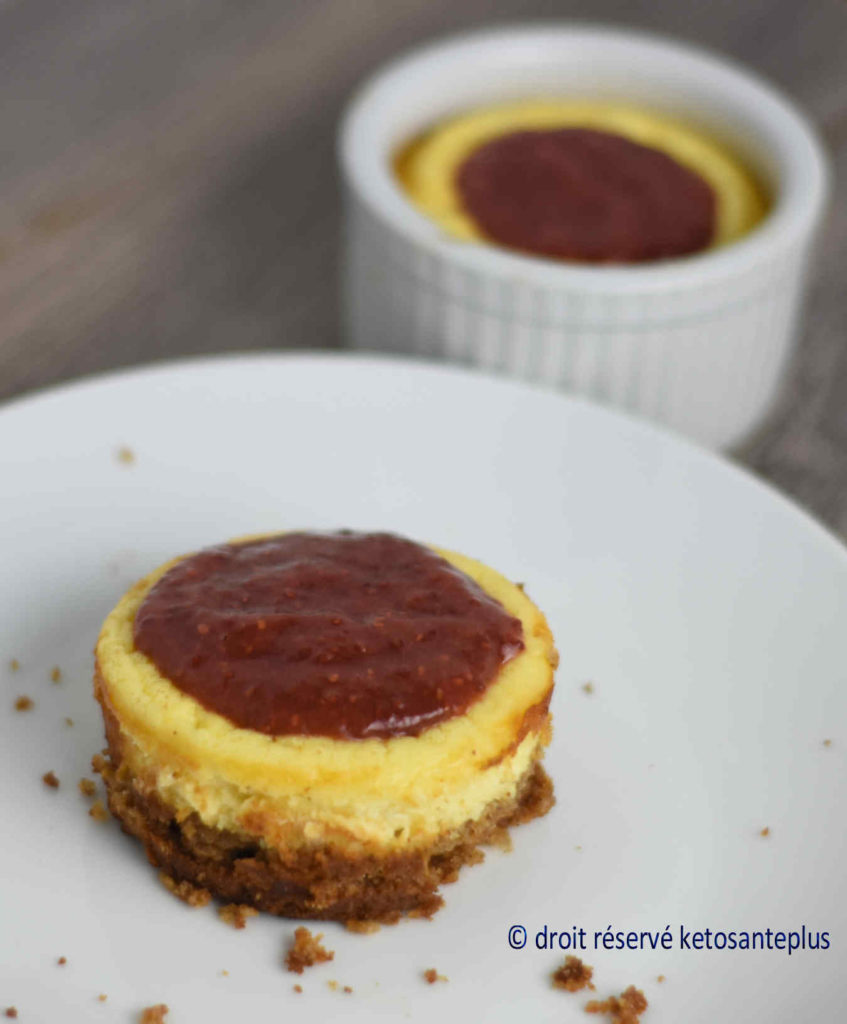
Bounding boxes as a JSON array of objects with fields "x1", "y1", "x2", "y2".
[
  {"x1": 340, "y1": 25, "x2": 829, "y2": 449},
  {"x1": 93, "y1": 531, "x2": 556, "y2": 922}
]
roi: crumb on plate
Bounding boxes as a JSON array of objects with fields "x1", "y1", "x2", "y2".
[
  {"x1": 78, "y1": 778, "x2": 97, "y2": 798},
  {"x1": 89, "y1": 800, "x2": 109, "y2": 822},
  {"x1": 657, "y1": 975, "x2": 665, "y2": 983},
  {"x1": 50, "y1": 667, "x2": 62, "y2": 683},
  {"x1": 97, "y1": 994, "x2": 107, "y2": 1002},
  {"x1": 218, "y1": 903, "x2": 258, "y2": 929},
  {"x1": 57, "y1": 957, "x2": 67, "y2": 966},
  {"x1": 760, "y1": 827, "x2": 770, "y2": 838},
  {"x1": 139, "y1": 1006, "x2": 168, "y2": 1024},
  {"x1": 285, "y1": 927, "x2": 334, "y2": 974},
  {"x1": 9, "y1": 659, "x2": 20, "y2": 672},
  {"x1": 423, "y1": 968, "x2": 448, "y2": 984},
  {"x1": 116, "y1": 446, "x2": 136, "y2": 465},
  {"x1": 14, "y1": 696, "x2": 33, "y2": 711},
  {"x1": 552, "y1": 955, "x2": 595, "y2": 992},
  {"x1": 582, "y1": 682, "x2": 594, "y2": 695},
  {"x1": 65, "y1": 717, "x2": 74, "y2": 727},
  {"x1": 4, "y1": 1009, "x2": 18, "y2": 1019},
  {"x1": 293, "y1": 984, "x2": 302, "y2": 994},
  {"x1": 585, "y1": 986, "x2": 648, "y2": 1022},
  {"x1": 42, "y1": 771, "x2": 60, "y2": 789}
]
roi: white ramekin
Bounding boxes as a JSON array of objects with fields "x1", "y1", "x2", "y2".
[{"x1": 338, "y1": 24, "x2": 829, "y2": 449}]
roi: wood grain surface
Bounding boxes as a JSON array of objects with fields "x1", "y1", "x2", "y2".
[{"x1": 1, "y1": 1, "x2": 845, "y2": 532}]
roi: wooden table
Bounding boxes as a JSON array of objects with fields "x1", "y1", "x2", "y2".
[{"x1": 1, "y1": 0, "x2": 845, "y2": 533}]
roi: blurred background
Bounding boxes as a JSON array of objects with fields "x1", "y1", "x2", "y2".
[{"x1": 0, "y1": 0, "x2": 845, "y2": 529}]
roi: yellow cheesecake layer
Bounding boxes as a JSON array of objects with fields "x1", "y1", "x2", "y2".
[
  {"x1": 95, "y1": 543, "x2": 556, "y2": 856},
  {"x1": 396, "y1": 99, "x2": 768, "y2": 251}
]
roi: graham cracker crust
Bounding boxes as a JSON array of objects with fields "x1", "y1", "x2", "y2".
[{"x1": 94, "y1": 674, "x2": 553, "y2": 922}]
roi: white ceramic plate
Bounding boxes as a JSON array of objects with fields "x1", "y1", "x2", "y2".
[{"x1": 1, "y1": 354, "x2": 843, "y2": 1022}]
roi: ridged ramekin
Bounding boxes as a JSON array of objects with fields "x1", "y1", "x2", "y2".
[{"x1": 339, "y1": 24, "x2": 829, "y2": 449}]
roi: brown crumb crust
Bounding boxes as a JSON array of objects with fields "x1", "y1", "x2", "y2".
[
  {"x1": 344, "y1": 919, "x2": 381, "y2": 934},
  {"x1": 14, "y1": 696, "x2": 33, "y2": 711},
  {"x1": 218, "y1": 904, "x2": 258, "y2": 929},
  {"x1": 78, "y1": 778, "x2": 97, "y2": 798},
  {"x1": 42, "y1": 771, "x2": 60, "y2": 789},
  {"x1": 285, "y1": 927, "x2": 334, "y2": 973},
  {"x1": 586, "y1": 986, "x2": 648, "y2": 1021},
  {"x1": 4, "y1": 1009, "x2": 17, "y2": 1019},
  {"x1": 552, "y1": 955, "x2": 594, "y2": 992},
  {"x1": 93, "y1": 666, "x2": 553, "y2": 922},
  {"x1": 159, "y1": 872, "x2": 211, "y2": 907},
  {"x1": 139, "y1": 1006, "x2": 168, "y2": 1023}
]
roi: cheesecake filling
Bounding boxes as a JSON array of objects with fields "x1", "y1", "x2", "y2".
[{"x1": 133, "y1": 531, "x2": 525, "y2": 739}]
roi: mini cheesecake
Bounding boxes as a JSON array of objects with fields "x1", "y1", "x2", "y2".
[{"x1": 93, "y1": 531, "x2": 556, "y2": 922}]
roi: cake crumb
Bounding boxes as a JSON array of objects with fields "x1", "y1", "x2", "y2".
[
  {"x1": 552, "y1": 955, "x2": 595, "y2": 992},
  {"x1": 585, "y1": 986, "x2": 648, "y2": 1022},
  {"x1": 219, "y1": 969, "x2": 229, "y2": 977},
  {"x1": 582, "y1": 682, "x2": 594, "y2": 695},
  {"x1": 65, "y1": 717, "x2": 74, "y2": 727},
  {"x1": 293, "y1": 985, "x2": 302, "y2": 994},
  {"x1": 91, "y1": 752, "x2": 108, "y2": 775},
  {"x1": 42, "y1": 770, "x2": 60, "y2": 789},
  {"x1": 57, "y1": 957, "x2": 67, "y2": 966},
  {"x1": 423, "y1": 968, "x2": 447, "y2": 984},
  {"x1": 116, "y1": 446, "x2": 136, "y2": 465},
  {"x1": 139, "y1": 1006, "x2": 168, "y2": 1024},
  {"x1": 9, "y1": 658, "x2": 20, "y2": 672},
  {"x1": 343, "y1": 985, "x2": 353, "y2": 994},
  {"x1": 218, "y1": 903, "x2": 258, "y2": 929},
  {"x1": 823, "y1": 739, "x2": 832, "y2": 747},
  {"x1": 160, "y1": 872, "x2": 211, "y2": 908},
  {"x1": 345, "y1": 919, "x2": 381, "y2": 934},
  {"x1": 327, "y1": 980, "x2": 338, "y2": 992},
  {"x1": 89, "y1": 800, "x2": 109, "y2": 822},
  {"x1": 4, "y1": 1009, "x2": 18, "y2": 1019},
  {"x1": 760, "y1": 827, "x2": 770, "y2": 837},
  {"x1": 285, "y1": 927, "x2": 334, "y2": 974},
  {"x1": 97, "y1": 994, "x2": 107, "y2": 1002},
  {"x1": 14, "y1": 696, "x2": 33, "y2": 711},
  {"x1": 78, "y1": 778, "x2": 97, "y2": 798},
  {"x1": 50, "y1": 667, "x2": 62, "y2": 683},
  {"x1": 656, "y1": 975, "x2": 665, "y2": 983}
]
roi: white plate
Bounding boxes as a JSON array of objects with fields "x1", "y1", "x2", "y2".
[{"x1": 1, "y1": 353, "x2": 843, "y2": 1022}]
